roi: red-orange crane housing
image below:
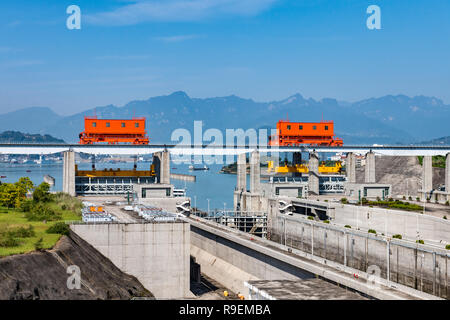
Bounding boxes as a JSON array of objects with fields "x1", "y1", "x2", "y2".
[
  {"x1": 268, "y1": 120, "x2": 343, "y2": 146},
  {"x1": 79, "y1": 117, "x2": 149, "y2": 145}
]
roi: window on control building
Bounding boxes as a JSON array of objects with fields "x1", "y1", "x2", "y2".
[
  {"x1": 313, "y1": 125, "x2": 317, "y2": 130},
  {"x1": 121, "y1": 122, "x2": 125, "y2": 127},
  {"x1": 135, "y1": 122, "x2": 139, "y2": 128},
  {"x1": 106, "y1": 122, "x2": 110, "y2": 127},
  {"x1": 92, "y1": 122, "x2": 96, "y2": 127}
]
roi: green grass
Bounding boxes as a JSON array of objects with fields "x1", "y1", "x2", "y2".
[
  {"x1": 362, "y1": 200, "x2": 423, "y2": 212},
  {"x1": 0, "y1": 199, "x2": 81, "y2": 257}
]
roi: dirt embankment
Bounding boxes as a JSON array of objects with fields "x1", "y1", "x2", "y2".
[
  {"x1": 0, "y1": 232, "x2": 153, "y2": 300},
  {"x1": 356, "y1": 156, "x2": 445, "y2": 196}
]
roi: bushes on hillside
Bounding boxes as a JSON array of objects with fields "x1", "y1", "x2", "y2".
[
  {"x1": 7, "y1": 225, "x2": 35, "y2": 238},
  {"x1": 0, "y1": 234, "x2": 20, "y2": 247},
  {"x1": 392, "y1": 234, "x2": 402, "y2": 239},
  {"x1": 25, "y1": 204, "x2": 61, "y2": 222},
  {"x1": 46, "y1": 222, "x2": 70, "y2": 236}
]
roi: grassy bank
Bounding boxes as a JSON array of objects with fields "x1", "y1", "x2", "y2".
[
  {"x1": 0, "y1": 192, "x2": 82, "y2": 257},
  {"x1": 341, "y1": 197, "x2": 424, "y2": 212}
]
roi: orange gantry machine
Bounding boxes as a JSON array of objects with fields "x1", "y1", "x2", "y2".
[
  {"x1": 268, "y1": 119, "x2": 343, "y2": 147},
  {"x1": 79, "y1": 116, "x2": 149, "y2": 145}
]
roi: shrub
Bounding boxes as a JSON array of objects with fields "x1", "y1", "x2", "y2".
[
  {"x1": 324, "y1": 200, "x2": 328, "y2": 202},
  {"x1": 344, "y1": 225, "x2": 351, "y2": 228},
  {"x1": 7, "y1": 225, "x2": 35, "y2": 238},
  {"x1": 388, "y1": 198, "x2": 394, "y2": 202},
  {"x1": 402, "y1": 196, "x2": 406, "y2": 200},
  {"x1": 340, "y1": 198, "x2": 348, "y2": 204},
  {"x1": 368, "y1": 229, "x2": 377, "y2": 234},
  {"x1": 416, "y1": 239, "x2": 424, "y2": 244},
  {"x1": 446, "y1": 244, "x2": 450, "y2": 250},
  {"x1": 392, "y1": 234, "x2": 402, "y2": 239},
  {"x1": 19, "y1": 199, "x2": 33, "y2": 212},
  {"x1": 445, "y1": 201, "x2": 449, "y2": 206},
  {"x1": 25, "y1": 204, "x2": 62, "y2": 222},
  {"x1": 376, "y1": 197, "x2": 381, "y2": 202},
  {"x1": 416, "y1": 197, "x2": 420, "y2": 202},
  {"x1": 307, "y1": 216, "x2": 314, "y2": 220},
  {"x1": 444, "y1": 216, "x2": 447, "y2": 220},
  {"x1": 0, "y1": 234, "x2": 20, "y2": 247},
  {"x1": 408, "y1": 196, "x2": 412, "y2": 201},
  {"x1": 34, "y1": 237, "x2": 44, "y2": 251},
  {"x1": 46, "y1": 222, "x2": 70, "y2": 236},
  {"x1": 323, "y1": 220, "x2": 330, "y2": 224}
]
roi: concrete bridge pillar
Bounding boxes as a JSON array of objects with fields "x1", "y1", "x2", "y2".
[
  {"x1": 422, "y1": 156, "x2": 433, "y2": 197},
  {"x1": 346, "y1": 152, "x2": 356, "y2": 183},
  {"x1": 62, "y1": 150, "x2": 75, "y2": 196},
  {"x1": 446, "y1": 153, "x2": 450, "y2": 193},
  {"x1": 364, "y1": 152, "x2": 376, "y2": 183},
  {"x1": 293, "y1": 152, "x2": 302, "y2": 165},
  {"x1": 308, "y1": 152, "x2": 319, "y2": 195},
  {"x1": 153, "y1": 151, "x2": 171, "y2": 184},
  {"x1": 236, "y1": 153, "x2": 247, "y2": 192},
  {"x1": 250, "y1": 151, "x2": 261, "y2": 194}
]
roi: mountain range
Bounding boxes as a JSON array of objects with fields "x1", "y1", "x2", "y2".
[
  {"x1": 0, "y1": 131, "x2": 64, "y2": 143},
  {"x1": 0, "y1": 91, "x2": 449, "y2": 144}
]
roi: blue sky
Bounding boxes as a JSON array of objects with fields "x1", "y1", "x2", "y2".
[{"x1": 0, "y1": 0, "x2": 449, "y2": 115}]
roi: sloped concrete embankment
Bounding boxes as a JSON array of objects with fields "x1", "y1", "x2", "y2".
[{"x1": 0, "y1": 231, "x2": 153, "y2": 300}]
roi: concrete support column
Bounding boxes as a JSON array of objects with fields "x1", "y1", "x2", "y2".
[
  {"x1": 293, "y1": 152, "x2": 302, "y2": 165},
  {"x1": 346, "y1": 152, "x2": 356, "y2": 183},
  {"x1": 422, "y1": 155, "x2": 433, "y2": 193},
  {"x1": 308, "y1": 152, "x2": 319, "y2": 195},
  {"x1": 236, "y1": 153, "x2": 247, "y2": 191},
  {"x1": 153, "y1": 151, "x2": 171, "y2": 184},
  {"x1": 365, "y1": 152, "x2": 375, "y2": 183},
  {"x1": 62, "y1": 150, "x2": 75, "y2": 196},
  {"x1": 250, "y1": 151, "x2": 261, "y2": 194},
  {"x1": 446, "y1": 153, "x2": 450, "y2": 193}
]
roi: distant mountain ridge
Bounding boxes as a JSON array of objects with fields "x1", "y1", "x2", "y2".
[
  {"x1": 419, "y1": 136, "x2": 450, "y2": 145},
  {"x1": 0, "y1": 92, "x2": 449, "y2": 144},
  {"x1": 0, "y1": 131, "x2": 65, "y2": 143}
]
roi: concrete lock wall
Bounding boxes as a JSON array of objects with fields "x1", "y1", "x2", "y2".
[
  {"x1": 70, "y1": 222, "x2": 190, "y2": 299},
  {"x1": 190, "y1": 225, "x2": 315, "y2": 296},
  {"x1": 268, "y1": 213, "x2": 450, "y2": 298},
  {"x1": 333, "y1": 204, "x2": 450, "y2": 243}
]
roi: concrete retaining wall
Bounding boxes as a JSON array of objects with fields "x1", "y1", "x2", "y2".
[
  {"x1": 268, "y1": 212, "x2": 450, "y2": 299},
  {"x1": 333, "y1": 203, "x2": 450, "y2": 243},
  {"x1": 70, "y1": 222, "x2": 190, "y2": 299}
]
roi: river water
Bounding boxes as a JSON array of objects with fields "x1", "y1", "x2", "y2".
[{"x1": 0, "y1": 162, "x2": 245, "y2": 211}]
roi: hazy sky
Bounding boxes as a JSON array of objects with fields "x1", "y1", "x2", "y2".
[{"x1": 0, "y1": 0, "x2": 449, "y2": 115}]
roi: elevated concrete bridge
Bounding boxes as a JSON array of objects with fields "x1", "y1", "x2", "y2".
[{"x1": 1, "y1": 143, "x2": 450, "y2": 156}]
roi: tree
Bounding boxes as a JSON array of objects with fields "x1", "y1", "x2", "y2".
[
  {"x1": 33, "y1": 182, "x2": 52, "y2": 203},
  {"x1": 0, "y1": 183, "x2": 20, "y2": 208}
]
